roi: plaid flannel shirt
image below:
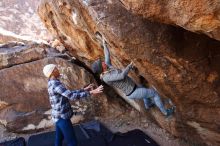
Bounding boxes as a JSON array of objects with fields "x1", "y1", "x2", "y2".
[{"x1": 48, "y1": 79, "x2": 90, "y2": 122}]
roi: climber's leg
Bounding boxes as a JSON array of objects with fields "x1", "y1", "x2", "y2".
[
  {"x1": 151, "y1": 86, "x2": 175, "y2": 116},
  {"x1": 152, "y1": 93, "x2": 168, "y2": 115},
  {"x1": 152, "y1": 91, "x2": 175, "y2": 117},
  {"x1": 128, "y1": 87, "x2": 174, "y2": 116},
  {"x1": 127, "y1": 87, "x2": 155, "y2": 109},
  {"x1": 143, "y1": 97, "x2": 154, "y2": 109}
]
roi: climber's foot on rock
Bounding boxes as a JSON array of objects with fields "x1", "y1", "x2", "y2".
[
  {"x1": 164, "y1": 98, "x2": 175, "y2": 107},
  {"x1": 165, "y1": 106, "x2": 175, "y2": 118}
]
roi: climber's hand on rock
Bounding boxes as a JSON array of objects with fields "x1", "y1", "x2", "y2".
[
  {"x1": 102, "y1": 37, "x2": 107, "y2": 47},
  {"x1": 90, "y1": 85, "x2": 104, "y2": 95},
  {"x1": 129, "y1": 61, "x2": 135, "y2": 68},
  {"x1": 84, "y1": 83, "x2": 95, "y2": 91}
]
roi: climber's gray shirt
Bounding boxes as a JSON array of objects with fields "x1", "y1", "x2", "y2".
[{"x1": 101, "y1": 64, "x2": 136, "y2": 96}]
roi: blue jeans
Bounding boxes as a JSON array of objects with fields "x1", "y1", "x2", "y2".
[
  {"x1": 127, "y1": 87, "x2": 168, "y2": 115},
  {"x1": 55, "y1": 118, "x2": 77, "y2": 146}
]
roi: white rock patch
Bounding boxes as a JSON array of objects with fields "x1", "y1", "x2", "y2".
[
  {"x1": 72, "y1": 11, "x2": 78, "y2": 25},
  {"x1": 82, "y1": 0, "x2": 90, "y2": 6},
  {"x1": 22, "y1": 118, "x2": 53, "y2": 131}
]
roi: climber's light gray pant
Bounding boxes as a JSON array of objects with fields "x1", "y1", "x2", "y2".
[{"x1": 127, "y1": 87, "x2": 167, "y2": 115}]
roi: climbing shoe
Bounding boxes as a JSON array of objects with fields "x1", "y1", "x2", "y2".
[{"x1": 165, "y1": 107, "x2": 175, "y2": 118}]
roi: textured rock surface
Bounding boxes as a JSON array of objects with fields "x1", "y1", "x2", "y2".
[
  {"x1": 0, "y1": 43, "x2": 108, "y2": 132},
  {"x1": 120, "y1": 0, "x2": 220, "y2": 41},
  {"x1": 0, "y1": 0, "x2": 51, "y2": 43},
  {"x1": 38, "y1": 0, "x2": 220, "y2": 145},
  {"x1": 0, "y1": 42, "x2": 51, "y2": 69},
  {"x1": 0, "y1": 43, "x2": 189, "y2": 146}
]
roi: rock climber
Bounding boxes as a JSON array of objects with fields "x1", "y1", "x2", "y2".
[
  {"x1": 43, "y1": 64, "x2": 103, "y2": 146},
  {"x1": 91, "y1": 32, "x2": 175, "y2": 117}
]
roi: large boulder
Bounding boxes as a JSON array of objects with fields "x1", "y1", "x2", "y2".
[
  {"x1": 0, "y1": 42, "x2": 108, "y2": 133},
  {"x1": 38, "y1": 0, "x2": 220, "y2": 145},
  {"x1": 0, "y1": 0, "x2": 52, "y2": 43},
  {"x1": 120, "y1": 0, "x2": 220, "y2": 41}
]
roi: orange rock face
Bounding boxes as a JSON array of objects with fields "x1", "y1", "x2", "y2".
[
  {"x1": 120, "y1": 0, "x2": 220, "y2": 41},
  {"x1": 38, "y1": 0, "x2": 220, "y2": 145}
]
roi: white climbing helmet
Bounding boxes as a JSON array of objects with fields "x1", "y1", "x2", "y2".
[{"x1": 43, "y1": 64, "x2": 57, "y2": 78}]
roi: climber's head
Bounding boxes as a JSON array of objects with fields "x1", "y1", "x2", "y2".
[
  {"x1": 43, "y1": 64, "x2": 60, "y2": 78},
  {"x1": 91, "y1": 59, "x2": 108, "y2": 75},
  {"x1": 91, "y1": 59, "x2": 102, "y2": 75}
]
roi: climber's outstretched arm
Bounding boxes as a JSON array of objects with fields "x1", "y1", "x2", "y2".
[{"x1": 103, "y1": 39, "x2": 112, "y2": 68}]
